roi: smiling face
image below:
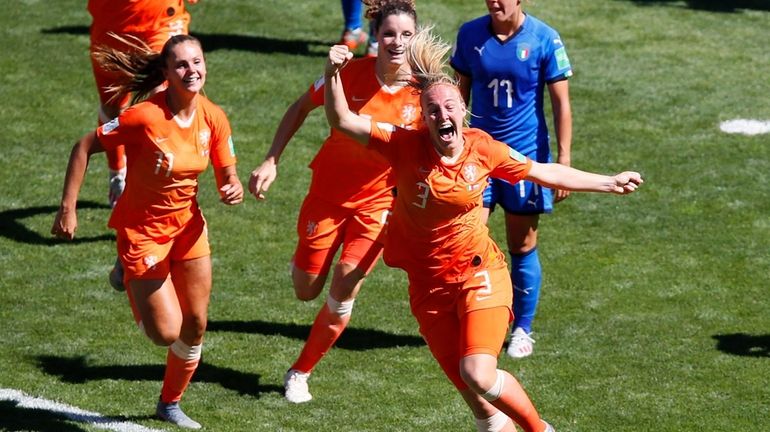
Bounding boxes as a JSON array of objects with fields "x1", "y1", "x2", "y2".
[
  {"x1": 163, "y1": 39, "x2": 206, "y2": 95},
  {"x1": 376, "y1": 12, "x2": 416, "y2": 68},
  {"x1": 421, "y1": 83, "x2": 467, "y2": 157}
]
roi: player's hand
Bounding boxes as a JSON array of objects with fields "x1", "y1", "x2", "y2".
[
  {"x1": 326, "y1": 44, "x2": 353, "y2": 76},
  {"x1": 611, "y1": 171, "x2": 643, "y2": 194},
  {"x1": 220, "y1": 181, "x2": 244, "y2": 205},
  {"x1": 554, "y1": 188, "x2": 571, "y2": 203},
  {"x1": 249, "y1": 160, "x2": 277, "y2": 200},
  {"x1": 51, "y1": 206, "x2": 77, "y2": 240}
]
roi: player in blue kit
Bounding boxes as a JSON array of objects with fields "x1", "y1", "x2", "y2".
[{"x1": 450, "y1": 0, "x2": 573, "y2": 359}]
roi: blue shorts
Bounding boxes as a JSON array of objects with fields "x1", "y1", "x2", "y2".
[
  {"x1": 483, "y1": 147, "x2": 553, "y2": 215},
  {"x1": 483, "y1": 178, "x2": 553, "y2": 215}
]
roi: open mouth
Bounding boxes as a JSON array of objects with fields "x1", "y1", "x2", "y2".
[{"x1": 438, "y1": 123, "x2": 455, "y2": 141}]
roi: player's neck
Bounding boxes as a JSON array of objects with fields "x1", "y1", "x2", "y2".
[
  {"x1": 166, "y1": 91, "x2": 198, "y2": 122},
  {"x1": 491, "y1": 11, "x2": 524, "y2": 41},
  {"x1": 376, "y1": 60, "x2": 410, "y2": 90}
]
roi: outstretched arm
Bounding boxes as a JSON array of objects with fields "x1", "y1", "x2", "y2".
[
  {"x1": 249, "y1": 91, "x2": 317, "y2": 200},
  {"x1": 51, "y1": 131, "x2": 104, "y2": 240},
  {"x1": 323, "y1": 44, "x2": 372, "y2": 145},
  {"x1": 526, "y1": 161, "x2": 642, "y2": 195}
]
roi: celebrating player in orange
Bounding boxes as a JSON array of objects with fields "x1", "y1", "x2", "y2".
[
  {"x1": 248, "y1": 0, "x2": 420, "y2": 404},
  {"x1": 323, "y1": 28, "x2": 642, "y2": 432},
  {"x1": 88, "y1": 0, "x2": 199, "y2": 207},
  {"x1": 52, "y1": 34, "x2": 242, "y2": 429}
]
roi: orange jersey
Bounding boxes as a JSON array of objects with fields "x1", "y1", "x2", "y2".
[
  {"x1": 97, "y1": 91, "x2": 237, "y2": 241},
  {"x1": 88, "y1": 0, "x2": 190, "y2": 47},
  {"x1": 307, "y1": 57, "x2": 422, "y2": 207},
  {"x1": 369, "y1": 124, "x2": 532, "y2": 283}
]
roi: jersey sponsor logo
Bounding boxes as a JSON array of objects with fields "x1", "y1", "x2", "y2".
[
  {"x1": 509, "y1": 148, "x2": 526, "y2": 163},
  {"x1": 555, "y1": 47, "x2": 571, "y2": 70},
  {"x1": 474, "y1": 46, "x2": 485, "y2": 57},
  {"x1": 516, "y1": 43, "x2": 531, "y2": 61},
  {"x1": 101, "y1": 118, "x2": 120, "y2": 134}
]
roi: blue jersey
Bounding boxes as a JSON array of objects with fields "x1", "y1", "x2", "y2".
[{"x1": 451, "y1": 14, "x2": 572, "y2": 158}]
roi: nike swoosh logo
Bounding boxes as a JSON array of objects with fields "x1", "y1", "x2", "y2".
[
  {"x1": 155, "y1": 137, "x2": 168, "y2": 143},
  {"x1": 475, "y1": 295, "x2": 492, "y2": 302},
  {"x1": 351, "y1": 96, "x2": 368, "y2": 102}
]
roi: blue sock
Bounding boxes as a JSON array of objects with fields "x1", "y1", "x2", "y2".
[
  {"x1": 341, "y1": 0, "x2": 363, "y2": 31},
  {"x1": 510, "y1": 248, "x2": 542, "y2": 333}
]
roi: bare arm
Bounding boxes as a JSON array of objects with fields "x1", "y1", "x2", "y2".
[
  {"x1": 526, "y1": 161, "x2": 642, "y2": 195},
  {"x1": 51, "y1": 131, "x2": 104, "y2": 240},
  {"x1": 547, "y1": 79, "x2": 573, "y2": 202},
  {"x1": 249, "y1": 91, "x2": 317, "y2": 200},
  {"x1": 215, "y1": 164, "x2": 243, "y2": 205},
  {"x1": 323, "y1": 44, "x2": 372, "y2": 145}
]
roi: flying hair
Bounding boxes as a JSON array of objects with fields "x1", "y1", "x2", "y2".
[
  {"x1": 406, "y1": 25, "x2": 457, "y2": 93},
  {"x1": 92, "y1": 33, "x2": 202, "y2": 105}
]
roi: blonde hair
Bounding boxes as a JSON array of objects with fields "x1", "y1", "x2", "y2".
[
  {"x1": 92, "y1": 33, "x2": 202, "y2": 105},
  {"x1": 406, "y1": 25, "x2": 457, "y2": 93}
]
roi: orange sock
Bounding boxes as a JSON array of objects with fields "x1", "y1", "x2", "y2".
[
  {"x1": 160, "y1": 340, "x2": 201, "y2": 403},
  {"x1": 484, "y1": 370, "x2": 544, "y2": 432},
  {"x1": 291, "y1": 303, "x2": 351, "y2": 373}
]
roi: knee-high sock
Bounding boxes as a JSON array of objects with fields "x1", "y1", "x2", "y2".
[
  {"x1": 510, "y1": 248, "x2": 542, "y2": 332},
  {"x1": 341, "y1": 0, "x2": 363, "y2": 30},
  {"x1": 291, "y1": 299, "x2": 352, "y2": 373},
  {"x1": 160, "y1": 340, "x2": 202, "y2": 403},
  {"x1": 482, "y1": 369, "x2": 545, "y2": 432}
]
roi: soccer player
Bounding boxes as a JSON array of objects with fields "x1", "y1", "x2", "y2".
[
  {"x1": 324, "y1": 28, "x2": 642, "y2": 432},
  {"x1": 52, "y1": 34, "x2": 243, "y2": 429},
  {"x1": 249, "y1": 0, "x2": 420, "y2": 404},
  {"x1": 450, "y1": 0, "x2": 574, "y2": 358},
  {"x1": 88, "y1": 0, "x2": 199, "y2": 207}
]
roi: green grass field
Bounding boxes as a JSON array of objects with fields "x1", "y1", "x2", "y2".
[{"x1": 1, "y1": 1, "x2": 769, "y2": 431}]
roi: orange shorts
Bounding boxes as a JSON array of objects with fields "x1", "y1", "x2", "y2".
[
  {"x1": 293, "y1": 192, "x2": 392, "y2": 276},
  {"x1": 116, "y1": 214, "x2": 209, "y2": 282},
  {"x1": 409, "y1": 265, "x2": 513, "y2": 390}
]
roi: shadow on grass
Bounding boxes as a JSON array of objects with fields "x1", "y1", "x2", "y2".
[
  {"x1": 713, "y1": 333, "x2": 770, "y2": 357},
  {"x1": 207, "y1": 319, "x2": 425, "y2": 350},
  {"x1": 0, "y1": 400, "x2": 89, "y2": 432},
  {"x1": 41, "y1": 25, "x2": 329, "y2": 56},
  {"x1": 35, "y1": 355, "x2": 282, "y2": 398},
  {"x1": 622, "y1": 0, "x2": 770, "y2": 12},
  {"x1": 0, "y1": 202, "x2": 114, "y2": 246}
]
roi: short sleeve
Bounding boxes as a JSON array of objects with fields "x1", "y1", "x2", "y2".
[
  {"x1": 543, "y1": 32, "x2": 573, "y2": 83},
  {"x1": 208, "y1": 105, "x2": 237, "y2": 168},
  {"x1": 488, "y1": 138, "x2": 532, "y2": 184},
  {"x1": 449, "y1": 24, "x2": 471, "y2": 77}
]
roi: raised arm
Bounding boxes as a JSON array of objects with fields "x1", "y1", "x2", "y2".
[
  {"x1": 51, "y1": 131, "x2": 104, "y2": 240},
  {"x1": 249, "y1": 91, "x2": 317, "y2": 200},
  {"x1": 526, "y1": 161, "x2": 642, "y2": 195},
  {"x1": 323, "y1": 44, "x2": 372, "y2": 145}
]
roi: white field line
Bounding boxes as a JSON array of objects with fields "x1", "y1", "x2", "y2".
[
  {"x1": 0, "y1": 388, "x2": 165, "y2": 432},
  {"x1": 719, "y1": 119, "x2": 770, "y2": 135}
]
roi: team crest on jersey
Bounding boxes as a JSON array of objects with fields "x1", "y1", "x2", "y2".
[
  {"x1": 516, "y1": 43, "x2": 531, "y2": 61},
  {"x1": 143, "y1": 255, "x2": 158, "y2": 270},
  {"x1": 401, "y1": 104, "x2": 417, "y2": 125},
  {"x1": 199, "y1": 130, "x2": 210, "y2": 147},
  {"x1": 462, "y1": 164, "x2": 478, "y2": 183},
  {"x1": 102, "y1": 118, "x2": 120, "y2": 134}
]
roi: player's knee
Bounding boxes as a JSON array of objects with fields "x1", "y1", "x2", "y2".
[
  {"x1": 477, "y1": 369, "x2": 505, "y2": 402},
  {"x1": 459, "y1": 363, "x2": 495, "y2": 394},
  {"x1": 146, "y1": 326, "x2": 181, "y2": 347},
  {"x1": 292, "y1": 267, "x2": 326, "y2": 301}
]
